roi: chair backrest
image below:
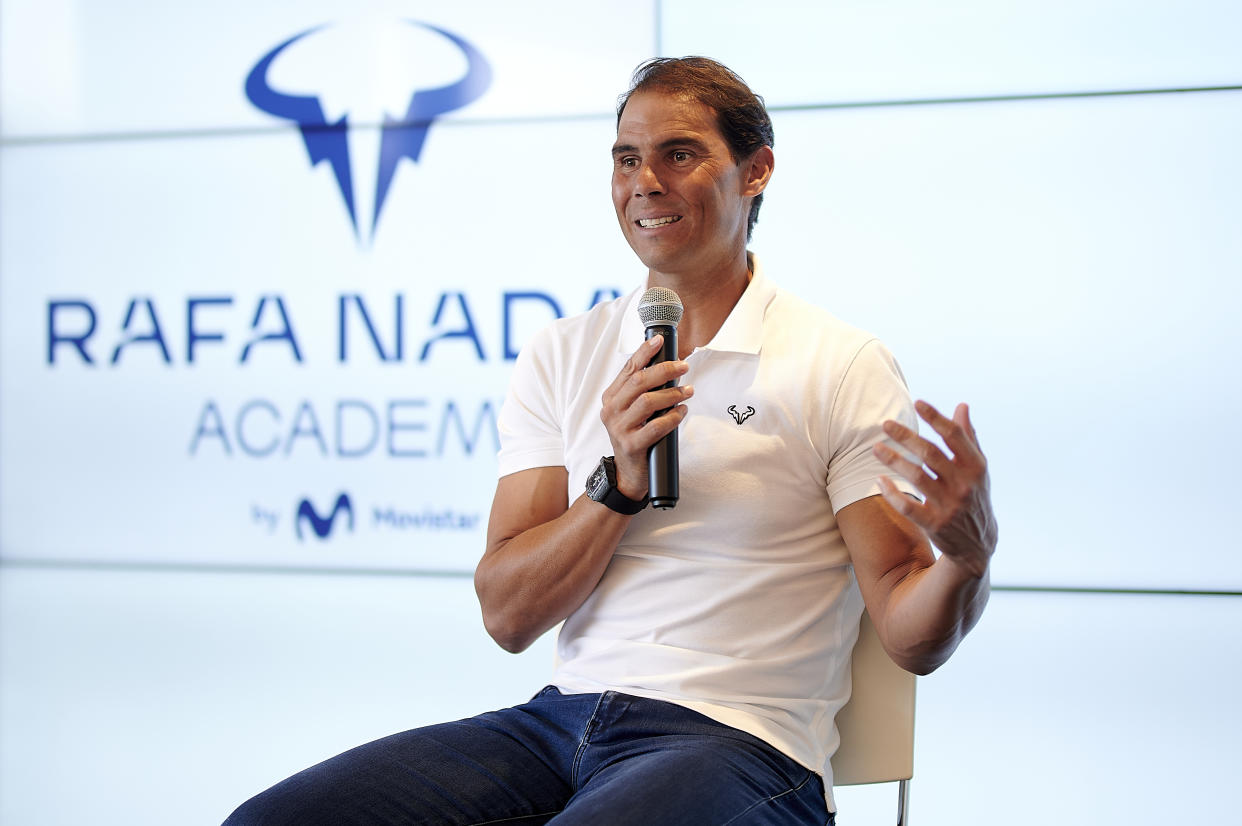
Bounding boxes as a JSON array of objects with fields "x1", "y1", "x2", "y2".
[{"x1": 829, "y1": 609, "x2": 916, "y2": 786}]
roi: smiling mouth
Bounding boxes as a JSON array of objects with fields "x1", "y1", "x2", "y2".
[{"x1": 637, "y1": 216, "x2": 682, "y2": 228}]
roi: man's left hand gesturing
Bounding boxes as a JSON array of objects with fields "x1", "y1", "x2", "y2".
[{"x1": 873, "y1": 400, "x2": 998, "y2": 579}]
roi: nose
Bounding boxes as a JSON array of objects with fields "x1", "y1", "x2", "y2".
[{"x1": 634, "y1": 161, "x2": 664, "y2": 198}]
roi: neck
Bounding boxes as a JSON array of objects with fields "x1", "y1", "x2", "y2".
[{"x1": 649, "y1": 251, "x2": 752, "y2": 359}]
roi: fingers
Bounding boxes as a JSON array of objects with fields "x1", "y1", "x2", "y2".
[
  {"x1": 873, "y1": 442, "x2": 937, "y2": 491},
  {"x1": 914, "y1": 399, "x2": 983, "y2": 467},
  {"x1": 877, "y1": 474, "x2": 928, "y2": 521},
  {"x1": 954, "y1": 402, "x2": 980, "y2": 445},
  {"x1": 616, "y1": 400, "x2": 690, "y2": 453},
  {"x1": 881, "y1": 418, "x2": 952, "y2": 480},
  {"x1": 602, "y1": 336, "x2": 686, "y2": 406},
  {"x1": 600, "y1": 336, "x2": 694, "y2": 477},
  {"x1": 602, "y1": 339, "x2": 691, "y2": 427},
  {"x1": 603, "y1": 335, "x2": 664, "y2": 398},
  {"x1": 873, "y1": 401, "x2": 996, "y2": 560}
]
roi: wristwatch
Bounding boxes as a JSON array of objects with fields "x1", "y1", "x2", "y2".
[{"x1": 585, "y1": 456, "x2": 649, "y2": 515}]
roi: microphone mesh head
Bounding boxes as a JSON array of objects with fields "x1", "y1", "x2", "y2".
[{"x1": 637, "y1": 287, "x2": 684, "y2": 328}]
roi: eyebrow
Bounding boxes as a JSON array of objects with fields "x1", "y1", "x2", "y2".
[{"x1": 611, "y1": 136, "x2": 711, "y2": 159}]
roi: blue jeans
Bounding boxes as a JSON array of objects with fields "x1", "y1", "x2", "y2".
[{"x1": 224, "y1": 686, "x2": 832, "y2": 825}]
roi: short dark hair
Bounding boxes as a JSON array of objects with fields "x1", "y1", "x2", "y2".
[{"x1": 617, "y1": 57, "x2": 774, "y2": 241}]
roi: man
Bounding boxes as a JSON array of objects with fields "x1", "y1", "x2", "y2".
[{"x1": 226, "y1": 57, "x2": 996, "y2": 826}]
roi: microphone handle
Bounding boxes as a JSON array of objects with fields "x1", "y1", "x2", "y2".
[{"x1": 644, "y1": 324, "x2": 679, "y2": 509}]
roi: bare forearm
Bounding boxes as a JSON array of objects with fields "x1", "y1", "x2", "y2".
[
  {"x1": 882, "y1": 553, "x2": 991, "y2": 675},
  {"x1": 867, "y1": 400, "x2": 998, "y2": 674},
  {"x1": 475, "y1": 494, "x2": 632, "y2": 653},
  {"x1": 478, "y1": 339, "x2": 691, "y2": 654}
]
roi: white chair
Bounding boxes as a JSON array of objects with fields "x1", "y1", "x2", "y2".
[{"x1": 829, "y1": 610, "x2": 916, "y2": 825}]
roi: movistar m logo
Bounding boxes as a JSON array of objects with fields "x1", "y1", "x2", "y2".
[
  {"x1": 296, "y1": 492, "x2": 354, "y2": 540},
  {"x1": 245, "y1": 20, "x2": 492, "y2": 244}
]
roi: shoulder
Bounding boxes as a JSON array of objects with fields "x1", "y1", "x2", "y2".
[
  {"x1": 753, "y1": 276, "x2": 910, "y2": 430},
  {"x1": 763, "y1": 284, "x2": 890, "y2": 367},
  {"x1": 518, "y1": 289, "x2": 634, "y2": 365},
  {"x1": 511, "y1": 288, "x2": 639, "y2": 400},
  {"x1": 555, "y1": 290, "x2": 634, "y2": 337}
]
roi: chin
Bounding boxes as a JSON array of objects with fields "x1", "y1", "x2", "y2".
[{"x1": 628, "y1": 243, "x2": 686, "y2": 276}]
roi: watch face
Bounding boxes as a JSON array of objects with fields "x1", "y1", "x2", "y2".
[{"x1": 586, "y1": 463, "x2": 608, "y2": 500}]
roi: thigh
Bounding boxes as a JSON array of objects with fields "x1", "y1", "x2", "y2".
[
  {"x1": 556, "y1": 740, "x2": 828, "y2": 826},
  {"x1": 553, "y1": 695, "x2": 830, "y2": 826},
  {"x1": 223, "y1": 691, "x2": 579, "y2": 826}
]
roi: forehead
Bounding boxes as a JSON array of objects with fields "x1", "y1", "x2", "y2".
[{"x1": 614, "y1": 89, "x2": 726, "y2": 148}]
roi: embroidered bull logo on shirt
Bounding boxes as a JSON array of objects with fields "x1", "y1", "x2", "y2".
[{"x1": 727, "y1": 405, "x2": 755, "y2": 425}]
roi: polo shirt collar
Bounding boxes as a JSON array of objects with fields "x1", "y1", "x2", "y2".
[{"x1": 617, "y1": 254, "x2": 777, "y2": 356}]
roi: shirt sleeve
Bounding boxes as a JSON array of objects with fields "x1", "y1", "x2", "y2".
[
  {"x1": 824, "y1": 338, "x2": 921, "y2": 513},
  {"x1": 495, "y1": 324, "x2": 566, "y2": 477}
]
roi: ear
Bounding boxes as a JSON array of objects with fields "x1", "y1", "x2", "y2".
[{"x1": 742, "y1": 145, "x2": 774, "y2": 197}]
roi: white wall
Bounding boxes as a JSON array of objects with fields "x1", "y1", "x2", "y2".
[{"x1": 2, "y1": 1, "x2": 1239, "y2": 823}]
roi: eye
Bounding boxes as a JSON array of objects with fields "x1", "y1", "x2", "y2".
[
  {"x1": 671, "y1": 150, "x2": 691, "y2": 163},
  {"x1": 617, "y1": 156, "x2": 639, "y2": 169}
]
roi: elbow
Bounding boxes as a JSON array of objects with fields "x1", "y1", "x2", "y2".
[
  {"x1": 880, "y1": 569, "x2": 991, "y2": 676},
  {"x1": 480, "y1": 609, "x2": 536, "y2": 654},
  {"x1": 886, "y1": 627, "x2": 962, "y2": 676},
  {"x1": 894, "y1": 650, "x2": 950, "y2": 676},
  {"x1": 474, "y1": 570, "x2": 537, "y2": 654}
]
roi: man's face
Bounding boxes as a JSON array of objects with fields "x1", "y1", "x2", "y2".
[{"x1": 611, "y1": 90, "x2": 755, "y2": 278}]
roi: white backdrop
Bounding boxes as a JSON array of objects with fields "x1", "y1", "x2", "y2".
[{"x1": 1, "y1": 1, "x2": 1240, "y2": 823}]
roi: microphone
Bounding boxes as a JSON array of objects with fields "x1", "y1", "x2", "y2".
[{"x1": 637, "y1": 287, "x2": 684, "y2": 510}]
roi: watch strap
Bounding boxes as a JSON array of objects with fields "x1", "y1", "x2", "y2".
[{"x1": 590, "y1": 456, "x2": 649, "y2": 515}]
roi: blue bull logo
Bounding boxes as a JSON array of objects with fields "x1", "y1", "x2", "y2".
[
  {"x1": 296, "y1": 492, "x2": 354, "y2": 540},
  {"x1": 245, "y1": 21, "x2": 492, "y2": 242}
]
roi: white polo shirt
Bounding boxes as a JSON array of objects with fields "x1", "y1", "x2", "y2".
[{"x1": 496, "y1": 257, "x2": 917, "y2": 809}]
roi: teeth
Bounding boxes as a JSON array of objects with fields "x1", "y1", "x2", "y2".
[{"x1": 638, "y1": 216, "x2": 681, "y2": 228}]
